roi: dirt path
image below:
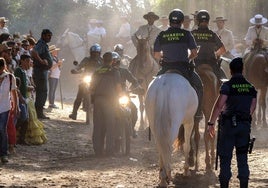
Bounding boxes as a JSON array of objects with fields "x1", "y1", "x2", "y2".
[{"x1": 0, "y1": 102, "x2": 267, "y2": 188}]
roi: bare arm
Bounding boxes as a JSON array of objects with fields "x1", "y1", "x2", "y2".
[
  {"x1": 189, "y1": 48, "x2": 198, "y2": 61},
  {"x1": 154, "y1": 52, "x2": 162, "y2": 62},
  {"x1": 250, "y1": 98, "x2": 257, "y2": 115},
  {"x1": 215, "y1": 46, "x2": 227, "y2": 58},
  {"x1": 207, "y1": 94, "x2": 228, "y2": 137}
]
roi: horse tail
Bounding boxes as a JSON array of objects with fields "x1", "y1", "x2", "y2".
[{"x1": 173, "y1": 125, "x2": 185, "y2": 152}]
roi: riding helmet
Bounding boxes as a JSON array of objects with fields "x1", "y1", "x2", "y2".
[
  {"x1": 112, "y1": 51, "x2": 121, "y2": 64},
  {"x1": 169, "y1": 9, "x2": 184, "y2": 24},
  {"x1": 196, "y1": 10, "x2": 210, "y2": 23},
  {"x1": 90, "y1": 43, "x2": 101, "y2": 53},
  {"x1": 114, "y1": 44, "x2": 124, "y2": 52}
]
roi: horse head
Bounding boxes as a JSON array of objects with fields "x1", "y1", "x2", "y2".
[
  {"x1": 56, "y1": 28, "x2": 70, "y2": 47},
  {"x1": 135, "y1": 34, "x2": 151, "y2": 55}
]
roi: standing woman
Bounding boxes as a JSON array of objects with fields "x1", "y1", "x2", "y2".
[{"x1": 48, "y1": 45, "x2": 62, "y2": 109}]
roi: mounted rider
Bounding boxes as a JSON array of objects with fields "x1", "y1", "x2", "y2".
[
  {"x1": 153, "y1": 9, "x2": 203, "y2": 120},
  {"x1": 113, "y1": 44, "x2": 132, "y2": 69},
  {"x1": 69, "y1": 43, "x2": 103, "y2": 121},
  {"x1": 244, "y1": 14, "x2": 268, "y2": 66},
  {"x1": 245, "y1": 14, "x2": 268, "y2": 51},
  {"x1": 191, "y1": 10, "x2": 227, "y2": 81},
  {"x1": 131, "y1": 12, "x2": 161, "y2": 53}
]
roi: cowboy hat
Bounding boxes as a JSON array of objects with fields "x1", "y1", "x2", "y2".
[
  {"x1": 213, "y1": 16, "x2": 227, "y2": 22},
  {"x1": 143, "y1": 12, "x2": 159, "y2": 20},
  {"x1": 250, "y1": 14, "x2": 267, "y2": 25},
  {"x1": 49, "y1": 45, "x2": 60, "y2": 52},
  {"x1": 0, "y1": 17, "x2": 8, "y2": 23}
]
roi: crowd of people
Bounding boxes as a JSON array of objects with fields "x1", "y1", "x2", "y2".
[{"x1": 0, "y1": 8, "x2": 267, "y2": 188}]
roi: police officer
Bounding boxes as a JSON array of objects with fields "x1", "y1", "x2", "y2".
[
  {"x1": 112, "y1": 52, "x2": 144, "y2": 138},
  {"x1": 208, "y1": 57, "x2": 257, "y2": 188},
  {"x1": 69, "y1": 43, "x2": 103, "y2": 120},
  {"x1": 154, "y1": 9, "x2": 203, "y2": 119},
  {"x1": 114, "y1": 44, "x2": 132, "y2": 69},
  {"x1": 90, "y1": 52, "x2": 122, "y2": 156},
  {"x1": 191, "y1": 10, "x2": 227, "y2": 80}
]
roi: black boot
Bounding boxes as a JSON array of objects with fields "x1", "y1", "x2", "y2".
[
  {"x1": 69, "y1": 101, "x2": 80, "y2": 120},
  {"x1": 17, "y1": 120, "x2": 29, "y2": 145},
  {"x1": 239, "y1": 179, "x2": 248, "y2": 188}
]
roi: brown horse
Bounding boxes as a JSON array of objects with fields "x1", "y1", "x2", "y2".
[
  {"x1": 129, "y1": 37, "x2": 159, "y2": 129},
  {"x1": 195, "y1": 64, "x2": 221, "y2": 171},
  {"x1": 243, "y1": 45, "x2": 268, "y2": 127}
]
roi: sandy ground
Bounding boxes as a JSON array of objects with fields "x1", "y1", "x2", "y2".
[{"x1": 0, "y1": 97, "x2": 268, "y2": 188}]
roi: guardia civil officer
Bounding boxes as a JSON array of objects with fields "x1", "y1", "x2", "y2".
[
  {"x1": 154, "y1": 9, "x2": 203, "y2": 120},
  {"x1": 90, "y1": 52, "x2": 122, "y2": 156},
  {"x1": 208, "y1": 57, "x2": 257, "y2": 188},
  {"x1": 191, "y1": 10, "x2": 227, "y2": 81},
  {"x1": 112, "y1": 52, "x2": 144, "y2": 138}
]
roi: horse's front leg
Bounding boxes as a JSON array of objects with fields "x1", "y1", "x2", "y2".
[
  {"x1": 193, "y1": 119, "x2": 201, "y2": 171},
  {"x1": 204, "y1": 127, "x2": 212, "y2": 171}
]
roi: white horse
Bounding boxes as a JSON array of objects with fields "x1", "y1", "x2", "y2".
[
  {"x1": 145, "y1": 73, "x2": 198, "y2": 187},
  {"x1": 57, "y1": 29, "x2": 87, "y2": 62}
]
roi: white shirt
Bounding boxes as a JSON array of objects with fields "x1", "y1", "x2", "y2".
[
  {"x1": 116, "y1": 22, "x2": 131, "y2": 38},
  {"x1": 0, "y1": 72, "x2": 16, "y2": 113},
  {"x1": 49, "y1": 56, "x2": 61, "y2": 79},
  {"x1": 0, "y1": 27, "x2": 9, "y2": 34},
  {"x1": 214, "y1": 28, "x2": 234, "y2": 52},
  {"x1": 245, "y1": 25, "x2": 268, "y2": 47},
  {"x1": 132, "y1": 24, "x2": 161, "y2": 47}
]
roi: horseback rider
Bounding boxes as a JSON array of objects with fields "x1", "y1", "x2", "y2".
[
  {"x1": 131, "y1": 12, "x2": 161, "y2": 52},
  {"x1": 245, "y1": 14, "x2": 268, "y2": 51},
  {"x1": 153, "y1": 9, "x2": 203, "y2": 120},
  {"x1": 192, "y1": 10, "x2": 227, "y2": 81},
  {"x1": 213, "y1": 16, "x2": 235, "y2": 59},
  {"x1": 112, "y1": 51, "x2": 144, "y2": 138},
  {"x1": 114, "y1": 44, "x2": 132, "y2": 69},
  {"x1": 69, "y1": 43, "x2": 103, "y2": 121}
]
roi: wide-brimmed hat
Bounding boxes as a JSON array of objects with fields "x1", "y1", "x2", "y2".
[
  {"x1": 184, "y1": 15, "x2": 193, "y2": 21},
  {"x1": 213, "y1": 16, "x2": 227, "y2": 22},
  {"x1": 0, "y1": 17, "x2": 8, "y2": 23},
  {"x1": 250, "y1": 14, "x2": 267, "y2": 25},
  {"x1": 49, "y1": 45, "x2": 60, "y2": 52},
  {"x1": 159, "y1": 15, "x2": 168, "y2": 21},
  {"x1": 143, "y1": 12, "x2": 159, "y2": 20}
]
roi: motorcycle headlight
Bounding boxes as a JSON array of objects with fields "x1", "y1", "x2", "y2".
[
  {"x1": 83, "y1": 75, "x2": 92, "y2": 84},
  {"x1": 119, "y1": 95, "x2": 129, "y2": 106}
]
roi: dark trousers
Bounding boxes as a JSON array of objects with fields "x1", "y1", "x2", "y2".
[
  {"x1": 71, "y1": 83, "x2": 89, "y2": 115},
  {"x1": 218, "y1": 119, "x2": 250, "y2": 185},
  {"x1": 33, "y1": 69, "x2": 48, "y2": 113},
  {"x1": 92, "y1": 96, "x2": 117, "y2": 156}
]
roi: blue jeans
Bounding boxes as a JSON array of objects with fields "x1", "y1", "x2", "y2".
[
  {"x1": 48, "y1": 77, "x2": 59, "y2": 105},
  {"x1": 0, "y1": 110, "x2": 9, "y2": 157}
]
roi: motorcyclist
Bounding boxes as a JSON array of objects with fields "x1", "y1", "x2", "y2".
[
  {"x1": 114, "y1": 44, "x2": 132, "y2": 69},
  {"x1": 69, "y1": 43, "x2": 103, "y2": 121},
  {"x1": 112, "y1": 51, "x2": 144, "y2": 138}
]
